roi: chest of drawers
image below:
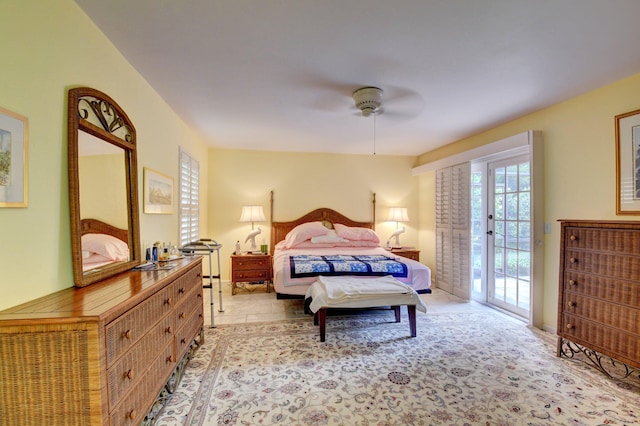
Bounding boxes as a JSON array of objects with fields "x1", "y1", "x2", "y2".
[
  {"x1": 557, "y1": 220, "x2": 640, "y2": 372},
  {"x1": 0, "y1": 256, "x2": 203, "y2": 425},
  {"x1": 231, "y1": 254, "x2": 272, "y2": 294}
]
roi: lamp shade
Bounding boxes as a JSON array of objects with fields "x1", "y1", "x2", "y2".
[
  {"x1": 387, "y1": 207, "x2": 409, "y2": 223},
  {"x1": 239, "y1": 205, "x2": 266, "y2": 223}
]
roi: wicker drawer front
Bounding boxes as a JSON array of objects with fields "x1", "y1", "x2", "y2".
[
  {"x1": 563, "y1": 293, "x2": 639, "y2": 334},
  {"x1": 565, "y1": 226, "x2": 640, "y2": 253},
  {"x1": 564, "y1": 249, "x2": 640, "y2": 281},
  {"x1": 106, "y1": 285, "x2": 174, "y2": 366},
  {"x1": 174, "y1": 265, "x2": 202, "y2": 305},
  {"x1": 175, "y1": 287, "x2": 203, "y2": 331},
  {"x1": 109, "y1": 341, "x2": 175, "y2": 426},
  {"x1": 176, "y1": 309, "x2": 204, "y2": 358},
  {"x1": 107, "y1": 313, "x2": 174, "y2": 408},
  {"x1": 562, "y1": 272, "x2": 640, "y2": 307},
  {"x1": 560, "y1": 313, "x2": 639, "y2": 366},
  {"x1": 232, "y1": 269, "x2": 269, "y2": 281}
]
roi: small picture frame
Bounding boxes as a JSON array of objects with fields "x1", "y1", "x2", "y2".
[
  {"x1": 615, "y1": 108, "x2": 640, "y2": 215},
  {"x1": 143, "y1": 167, "x2": 174, "y2": 214},
  {"x1": 0, "y1": 106, "x2": 28, "y2": 208}
]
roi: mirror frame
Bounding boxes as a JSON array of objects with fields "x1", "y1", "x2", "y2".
[{"x1": 68, "y1": 87, "x2": 141, "y2": 287}]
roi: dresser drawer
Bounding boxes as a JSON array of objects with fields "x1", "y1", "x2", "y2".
[
  {"x1": 565, "y1": 226, "x2": 640, "y2": 252},
  {"x1": 562, "y1": 292, "x2": 639, "y2": 334},
  {"x1": 175, "y1": 286, "x2": 203, "y2": 331},
  {"x1": 109, "y1": 340, "x2": 175, "y2": 426},
  {"x1": 174, "y1": 265, "x2": 202, "y2": 305},
  {"x1": 106, "y1": 285, "x2": 174, "y2": 366},
  {"x1": 233, "y1": 256, "x2": 270, "y2": 270},
  {"x1": 107, "y1": 313, "x2": 174, "y2": 408},
  {"x1": 562, "y1": 272, "x2": 640, "y2": 307},
  {"x1": 564, "y1": 249, "x2": 640, "y2": 281},
  {"x1": 232, "y1": 269, "x2": 269, "y2": 282},
  {"x1": 176, "y1": 309, "x2": 204, "y2": 357},
  {"x1": 559, "y1": 313, "x2": 639, "y2": 366}
]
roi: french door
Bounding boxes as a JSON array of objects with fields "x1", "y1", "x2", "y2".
[{"x1": 485, "y1": 155, "x2": 531, "y2": 318}]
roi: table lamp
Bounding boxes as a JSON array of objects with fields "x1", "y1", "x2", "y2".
[
  {"x1": 387, "y1": 207, "x2": 409, "y2": 248},
  {"x1": 239, "y1": 205, "x2": 266, "y2": 252}
]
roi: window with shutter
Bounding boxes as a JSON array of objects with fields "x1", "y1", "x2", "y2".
[{"x1": 179, "y1": 148, "x2": 199, "y2": 247}]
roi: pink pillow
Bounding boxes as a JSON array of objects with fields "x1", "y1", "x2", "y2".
[
  {"x1": 284, "y1": 221, "x2": 331, "y2": 248},
  {"x1": 81, "y1": 233, "x2": 129, "y2": 261},
  {"x1": 291, "y1": 240, "x2": 380, "y2": 249},
  {"x1": 334, "y1": 223, "x2": 380, "y2": 243}
]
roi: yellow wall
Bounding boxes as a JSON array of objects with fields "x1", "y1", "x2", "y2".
[
  {"x1": 207, "y1": 149, "x2": 420, "y2": 279},
  {"x1": 0, "y1": 0, "x2": 208, "y2": 310},
  {"x1": 415, "y1": 72, "x2": 640, "y2": 330}
]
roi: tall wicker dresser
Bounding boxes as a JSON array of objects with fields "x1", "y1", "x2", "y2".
[
  {"x1": 0, "y1": 256, "x2": 204, "y2": 425},
  {"x1": 557, "y1": 220, "x2": 640, "y2": 375}
]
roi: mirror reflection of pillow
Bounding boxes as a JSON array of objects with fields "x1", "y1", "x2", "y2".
[
  {"x1": 83, "y1": 253, "x2": 115, "y2": 265},
  {"x1": 81, "y1": 233, "x2": 129, "y2": 261},
  {"x1": 284, "y1": 221, "x2": 331, "y2": 248},
  {"x1": 334, "y1": 223, "x2": 380, "y2": 243},
  {"x1": 310, "y1": 230, "x2": 349, "y2": 244}
]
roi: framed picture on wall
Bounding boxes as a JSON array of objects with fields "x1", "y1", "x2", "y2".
[
  {"x1": 143, "y1": 167, "x2": 174, "y2": 214},
  {"x1": 0, "y1": 106, "x2": 28, "y2": 208},
  {"x1": 616, "y1": 108, "x2": 640, "y2": 215}
]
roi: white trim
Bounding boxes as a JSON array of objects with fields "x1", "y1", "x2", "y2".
[{"x1": 411, "y1": 130, "x2": 535, "y2": 175}]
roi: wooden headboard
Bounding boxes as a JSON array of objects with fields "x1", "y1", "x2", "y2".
[{"x1": 81, "y1": 218, "x2": 129, "y2": 243}]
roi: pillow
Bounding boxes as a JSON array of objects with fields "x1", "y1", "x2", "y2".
[
  {"x1": 334, "y1": 223, "x2": 380, "y2": 243},
  {"x1": 81, "y1": 233, "x2": 129, "y2": 261},
  {"x1": 310, "y1": 229, "x2": 350, "y2": 244},
  {"x1": 82, "y1": 253, "x2": 114, "y2": 265},
  {"x1": 291, "y1": 240, "x2": 381, "y2": 249},
  {"x1": 284, "y1": 221, "x2": 331, "y2": 248}
]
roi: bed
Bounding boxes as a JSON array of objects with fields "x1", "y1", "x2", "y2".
[
  {"x1": 270, "y1": 207, "x2": 432, "y2": 297},
  {"x1": 80, "y1": 218, "x2": 130, "y2": 272}
]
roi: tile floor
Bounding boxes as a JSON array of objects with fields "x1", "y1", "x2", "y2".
[{"x1": 201, "y1": 280, "x2": 495, "y2": 327}]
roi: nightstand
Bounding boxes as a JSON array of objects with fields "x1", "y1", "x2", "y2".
[
  {"x1": 390, "y1": 248, "x2": 420, "y2": 262},
  {"x1": 230, "y1": 254, "x2": 272, "y2": 295}
]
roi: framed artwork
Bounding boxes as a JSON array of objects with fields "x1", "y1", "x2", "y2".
[
  {"x1": 143, "y1": 167, "x2": 174, "y2": 214},
  {"x1": 616, "y1": 108, "x2": 640, "y2": 215},
  {"x1": 0, "y1": 106, "x2": 28, "y2": 207}
]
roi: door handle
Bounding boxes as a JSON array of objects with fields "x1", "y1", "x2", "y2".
[{"x1": 486, "y1": 230, "x2": 493, "y2": 236}]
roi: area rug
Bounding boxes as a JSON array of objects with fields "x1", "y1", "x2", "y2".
[{"x1": 155, "y1": 311, "x2": 639, "y2": 425}]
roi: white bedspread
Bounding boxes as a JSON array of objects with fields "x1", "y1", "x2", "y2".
[{"x1": 306, "y1": 275, "x2": 428, "y2": 314}]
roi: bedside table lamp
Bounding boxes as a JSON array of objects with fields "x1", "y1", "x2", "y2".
[
  {"x1": 387, "y1": 207, "x2": 409, "y2": 248},
  {"x1": 239, "y1": 205, "x2": 267, "y2": 252}
]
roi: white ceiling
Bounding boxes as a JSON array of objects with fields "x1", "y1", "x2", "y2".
[{"x1": 75, "y1": 0, "x2": 640, "y2": 156}]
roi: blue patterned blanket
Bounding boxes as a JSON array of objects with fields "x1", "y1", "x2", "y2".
[{"x1": 289, "y1": 254, "x2": 408, "y2": 279}]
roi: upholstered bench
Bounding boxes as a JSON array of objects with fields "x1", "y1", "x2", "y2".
[{"x1": 304, "y1": 275, "x2": 427, "y2": 342}]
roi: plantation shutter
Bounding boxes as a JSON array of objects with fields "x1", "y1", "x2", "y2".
[{"x1": 179, "y1": 148, "x2": 199, "y2": 247}]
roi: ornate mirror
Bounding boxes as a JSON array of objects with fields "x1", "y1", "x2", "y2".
[{"x1": 68, "y1": 87, "x2": 141, "y2": 287}]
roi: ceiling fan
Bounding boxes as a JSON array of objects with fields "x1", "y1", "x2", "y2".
[{"x1": 352, "y1": 86, "x2": 383, "y2": 117}]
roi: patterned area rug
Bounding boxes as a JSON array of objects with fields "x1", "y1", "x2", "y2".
[{"x1": 155, "y1": 311, "x2": 639, "y2": 425}]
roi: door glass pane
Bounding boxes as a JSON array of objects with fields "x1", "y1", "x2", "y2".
[{"x1": 506, "y1": 165, "x2": 518, "y2": 192}]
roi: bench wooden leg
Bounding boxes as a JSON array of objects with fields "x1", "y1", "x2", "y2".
[
  {"x1": 408, "y1": 305, "x2": 416, "y2": 337},
  {"x1": 393, "y1": 306, "x2": 401, "y2": 322},
  {"x1": 318, "y1": 308, "x2": 326, "y2": 342}
]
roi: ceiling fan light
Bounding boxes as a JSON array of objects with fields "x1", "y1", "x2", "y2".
[{"x1": 353, "y1": 86, "x2": 383, "y2": 117}]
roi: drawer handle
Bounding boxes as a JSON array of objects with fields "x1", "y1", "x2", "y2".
[
  {"x1": 179, "y1": 312, "x2": 186, "y2": 319},
  {"x1": 197, "y1": 272, "x2": 202, "y2": 278},
  {"x1": 178, "y1": 287, "x2": 185, "y2": 294},
  {"x1": 567, "y1": 301, "x2": 576, "y2": 308},
  {"x1": 570, "y1": 235, "x2": 577, "y2": 241},
  {"x1": 568, "y1": 280, "x2": 576, "y2": 286},
  {"x1": 569, "y1": 257, "x2": 577, "y2": 264},
  {"x1": 127, "y1": 409, "x2": 136, "y2": 420},
  {"x1": 125, "y1": 369, "x2": 134, "y2": 380},
  {"x1": 566, "y1": 323, "x2": 573, "y2": 330},
  {"x1": 166, "y1": 355, "x2": 174, "y2": 363},
  {"x1": 165, "y1": 326, "x2": 173, "y2": 334},
  {"x1": 197, "y1": 293, "x2": 202, "y2": 298},
  {"x1": 165, "y1": 297, "x2": 172, "y2": 306},
  {"x1": 181, "y1": 338, "x2": 187, "y2": 344},
  {"x1": 122, "y1": 329, "x2": 132, "y2": 340}
]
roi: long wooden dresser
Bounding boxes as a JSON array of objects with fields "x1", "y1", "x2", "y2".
[
  {"x1": 0, "y1": 256, "x2": 204, "y2": 425},
  {"x1": 557, "y1": 220, "x2": 640, "y2": 376}
]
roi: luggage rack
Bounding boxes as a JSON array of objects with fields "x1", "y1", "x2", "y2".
[{"x1": 180, "y1": 238, "x2": 223, "y2": 327}]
